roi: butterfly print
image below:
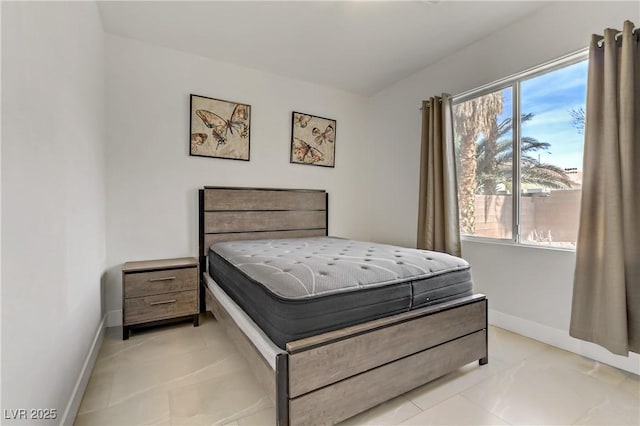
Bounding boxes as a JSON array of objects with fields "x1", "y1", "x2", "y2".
[
  {"x1": 312, "y1": 124, "x2": 334, "y2": 145},
  {"x1": 196, "y1": 103, "x2": 250, "y2": 149},
  {"x1": 293, "y1": 113, "x2": 312, "y2": 128},
  {"x1": 191, "y1": 133, "x2": 208, "y2": 153},
  {"x1": 292, "y1": 138, "x2": 324, "y2": 164}
]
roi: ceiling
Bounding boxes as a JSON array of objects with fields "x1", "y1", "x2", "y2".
[{"x1": 97, "y1": 1, "x2": 550, "y2": 95}]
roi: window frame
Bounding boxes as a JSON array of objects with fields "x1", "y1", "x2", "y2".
[{"x1": 451, "y1": 48, "x2": 588, "y2": 250}]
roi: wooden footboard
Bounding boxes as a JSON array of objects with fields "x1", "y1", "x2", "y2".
[
  {"x1": 204, "y1": 283, "x2": 487, "y2": 426},
  {"x1": 290, "y1": 332, "x2": 484, "y2": 425}
]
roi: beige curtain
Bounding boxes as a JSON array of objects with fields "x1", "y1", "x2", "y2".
[
  {"x1": 417, "y1": 95, "x2": 461, "y2": 256},
  {"x1": 570, "y1": 21, "x2": 640, "y2": 355}
]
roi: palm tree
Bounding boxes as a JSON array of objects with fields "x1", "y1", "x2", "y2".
[
  {"x1": 475, "y1": 113, "x2": 573, "y2": 194},
  {"x1": 453, "y1": 92, "x2": 503, "y2": 234},
  {"x1": 454, "y1": 109, "x2": 574, "y2": 235}
]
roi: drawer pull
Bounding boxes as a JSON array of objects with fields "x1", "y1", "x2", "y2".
[
  {"x1": 149, "y1": 299, "x2": 177, "y2": 306},
  {"x1": 148, "y1": 276, "x2": 176, "y2": 282}
]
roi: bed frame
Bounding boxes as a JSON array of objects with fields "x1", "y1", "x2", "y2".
[{"x1": 198, "y1": 186, "x2": 488, "y2": 426}]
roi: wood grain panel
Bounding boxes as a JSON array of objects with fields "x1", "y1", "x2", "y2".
[
  {"x1": 204, "y1": 283, "x2": 216, "y2": 312},
  {"x1": 204, "y1": 285, "x2": 277, "y2": 404},
  {"x1": 124, "y1": 267, "x2": 197, "y2": 298},
  {"x1": 205, "y1": 210, "x2": 326, "y2": 233},
  {"x1": 203, "y1": 229, "x2": 327, "y2": 254},
  {"x1": 288, "y1": 299, "x2": 486, "y2": 397},
  {"x1": 123, "y1": 290, "x2": 198, "y2": 325},
  {"x1": 122, "y1": 257, "x2": 197, "y2": 273},
  {"x1": 286, "y1": 294, "x2": 486, "y2": 353},
  {"x1": 204, "y1": 188, "x2": 326, "y2": 211},
  {"x1": 289, "y1": 331, "x2": 487, "y2": 426}
]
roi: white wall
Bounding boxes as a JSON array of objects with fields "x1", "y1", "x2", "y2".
[
  {"x1": 366, "y1": 1, "x2": 640, "y2": 372},
  {"x1": 1, "y1": 1, "x2": 107, "y2": 424},
  {"x1": 104, "y1": 35, "x2": 371, "y2": 319}
]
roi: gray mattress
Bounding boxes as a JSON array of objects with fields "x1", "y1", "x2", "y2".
[{"x1": 208, "y1": 237, "x2": 473, "y2": 348}]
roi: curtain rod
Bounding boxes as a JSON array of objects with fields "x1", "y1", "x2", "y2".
[
  {"x1": 597, "y1": 25, "x2": 639, "y2": 47},
  {"x1": 419, "y1": 93, "x2": 450, "y2": 110},
  {"x1": 615, "y1": 25, "x2": 638, "y2": 39},
  {"x1": 418, "y1": 23, "x2": 636, "y2": 111}
]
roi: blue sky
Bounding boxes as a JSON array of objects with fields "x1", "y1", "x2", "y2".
[{"x1": 496, "y1": 60, "x2": 588, "y2": 170}]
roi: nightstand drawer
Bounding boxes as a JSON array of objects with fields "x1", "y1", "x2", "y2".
[
  {"x1": 124, "y1": 267, "x2": 197, "y2": 298},
  {"x1": 124, "y1": 290, "x2": 198, "y2": 325}
]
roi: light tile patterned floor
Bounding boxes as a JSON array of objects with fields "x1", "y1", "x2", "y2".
[{"x1": 75, "y1": 314, "x2": 640, "y2": 425}]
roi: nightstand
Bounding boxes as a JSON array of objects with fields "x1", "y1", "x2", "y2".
[{"x1": 122, "y1": 257, "x2": 199, "y2": 340}]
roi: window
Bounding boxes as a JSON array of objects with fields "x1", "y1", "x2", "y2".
[{"x1": 453, "y1": 53, "x2": 588, "y2": 249}]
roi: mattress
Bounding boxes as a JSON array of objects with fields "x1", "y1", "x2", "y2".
[{"x1": 208, "y1": 237, "x2": 473, "y2": 348}]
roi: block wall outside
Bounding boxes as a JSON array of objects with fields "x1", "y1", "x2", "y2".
[{"x1": 466, "y1": 189, "x2": 581, "y2": 246}]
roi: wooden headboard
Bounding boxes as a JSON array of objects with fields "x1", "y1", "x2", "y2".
[{"x1": 198, "y1": 186, "x2": 328, "y2": 275}]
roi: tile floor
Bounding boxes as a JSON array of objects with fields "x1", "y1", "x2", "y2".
[{"x1": 75, "y1": 313, "x2": 639, "y2": 426}]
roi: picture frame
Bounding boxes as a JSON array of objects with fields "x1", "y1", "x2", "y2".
[
  {"x1": 290, "y1": 111, "x2": 336, "y2": 168},
  {"x1": 190, "y1": 94, "x2": 251, "y2": 161}
]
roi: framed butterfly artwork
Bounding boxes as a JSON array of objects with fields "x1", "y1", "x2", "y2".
[
  {"x1": 190, "y1": 94, "x2": 251, "y2": 161},
  {"x1": 290, "y1": 112, "x2": 336, "y2": 168}
]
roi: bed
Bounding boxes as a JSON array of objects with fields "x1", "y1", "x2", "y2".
[{"x1": 198, "y1": 186, "x2": 488, "y2": 426}]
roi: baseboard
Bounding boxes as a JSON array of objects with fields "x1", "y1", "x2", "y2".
[
  {"x1": 59, "y1": 314, "x2": 106, "y2": 426},
  {"x1": 107, "y1": 309, "x2": 122, "y2": 327},
  {"x1": 488, "y1": 309, "x2": 639, "y2": 375}
]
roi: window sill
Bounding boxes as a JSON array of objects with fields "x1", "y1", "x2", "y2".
[{"x1": 460, "y1": 236, "x2": 577, "y2": 253}]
